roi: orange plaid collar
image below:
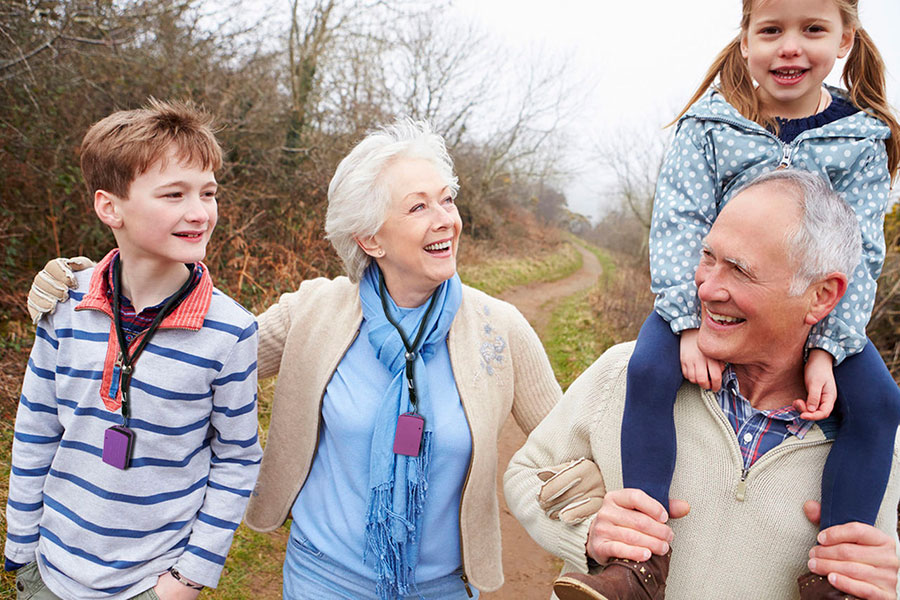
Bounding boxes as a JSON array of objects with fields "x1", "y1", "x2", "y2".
[{"x1": 76, "y1": 249, "x2": 213, "y2": 330}]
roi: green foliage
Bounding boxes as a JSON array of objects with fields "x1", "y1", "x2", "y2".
[{"x1": 544, "y1": 284, "x2": 612, "y2": 390}]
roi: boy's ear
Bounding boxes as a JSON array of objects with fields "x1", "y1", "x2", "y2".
[
  {"x1": 94, "y1": 190, "x2": 123, "y2": 229},
  {"x1": 804, "y1": 272, "x2": 848, "y2": 326},
  {"x1": 355, "y1": 235, "x2": 384, "y2": 258}
]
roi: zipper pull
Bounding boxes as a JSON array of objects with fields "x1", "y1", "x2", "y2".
[
  {"x1": 735, "y1": 469, "x2": 749, "y2": 501},
  {"x1": 461, "y1": 573, "x2": 473, "y2": 598},
  {"x1": 778, "y1": 144, "x2": 793, "y2": 169}
]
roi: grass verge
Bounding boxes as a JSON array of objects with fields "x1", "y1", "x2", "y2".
[{"x1": 459, "y1": 241, "x2": 582, "y2": 296}]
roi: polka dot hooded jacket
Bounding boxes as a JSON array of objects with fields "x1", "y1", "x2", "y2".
[{"x1": 649, "y1": 86, "x2": 892, "y2": 364}]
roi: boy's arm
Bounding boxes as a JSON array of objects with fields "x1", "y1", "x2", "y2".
[
  {"x1": 171, "y1": 320, "x2": 262, "y2": 589},
  {"x1": 5, "y1": 319, "x2": 64, "y2": 567},
  {"x1": 649, "y1": 118, "x2": 719, "y2": 334},
  {"x1": 810, "y1": 147, "x2": 890, "y2": 364}
]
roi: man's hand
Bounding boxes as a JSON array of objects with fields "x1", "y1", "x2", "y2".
[
  {"x1": 586, "y1": 488, "x2": 690, "y2": 564},
  {"x1": 793, "y1": 350, "x2": 837, "y2": 421},
  {"x1": 679, "y1": 328, "x2": 724, "y2": 392},
  {"x1": 537, "y1": 457, "x2": 605, "y2": 524},
  {"x1": 804, "y1": 500, "x2": 898, "y2": 600},
  {"x1": 153, "y1": 571, "x2": 203, "y2": 600},
  {"x1": 27, "y1": 257, "x2": 93, "y2": 324}
]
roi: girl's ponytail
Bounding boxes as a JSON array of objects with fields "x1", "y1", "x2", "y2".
[
  {"x1": 843, "y1": 27, "x2": 900, "y2": 179},
  {"x1": 670, "y1": 36, "x2": 774, "y2": 131}
]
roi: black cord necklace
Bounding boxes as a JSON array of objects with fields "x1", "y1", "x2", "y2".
[
  {"x1": 378, "y1": 271, "x2": 439, "y2": 456},
  {"x1": 102, "y1": 257, "x2": 194, "y2": 469}
]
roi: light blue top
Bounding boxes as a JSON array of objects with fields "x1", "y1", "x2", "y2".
[
  {"x1": 290, "y1": 303, "x2": 472, "y2": 584},
  {"x1": 650, "y1": 87, "x2": 892, "y2": 363}
]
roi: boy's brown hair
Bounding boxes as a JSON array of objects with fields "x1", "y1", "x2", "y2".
[{"x1": 80, "y1": 98, "x2": 223, "y2": 198}]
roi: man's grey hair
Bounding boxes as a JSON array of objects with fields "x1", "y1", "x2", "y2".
[
  {"x1": 324, "y1": 118, "x2": 459, "y2": 282},
  {"x1": 736, "y1": 169, "x2": 862, "y2": 295}
]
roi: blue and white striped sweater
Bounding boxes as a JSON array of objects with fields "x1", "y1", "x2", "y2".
[{"x1": 4, "y1": 267, "x2": 262, "y2": 600}]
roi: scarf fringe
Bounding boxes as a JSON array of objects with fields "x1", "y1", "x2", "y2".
[{"x1": 365, "y1": 432, "x2": 433, "y2": 600}]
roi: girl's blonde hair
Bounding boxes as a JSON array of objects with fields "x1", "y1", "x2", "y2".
[{"x1": 673, "y1": 0, "x2": 899, "y2": 180}]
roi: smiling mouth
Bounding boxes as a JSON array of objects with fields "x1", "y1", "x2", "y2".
[
  {"x1": 707, "y1": 308, "x2": 745, "y2": 325},
  {"x1": 174, "y1": 232, "x2": 204, "y2": 239},
  {"x1": 771, "y1": 68, "x2": 808, "y2": 81},
  {"x1": 424, "y1": 240, "x2": 452, "y2": 253}
]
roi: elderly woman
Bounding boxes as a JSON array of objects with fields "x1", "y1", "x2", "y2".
[
  {"x1": 245, "y1": 119, "x2": 563, "y2": 598},
  {"x1": 27, "y1": 119, "x2": 577, "y2": 599}
]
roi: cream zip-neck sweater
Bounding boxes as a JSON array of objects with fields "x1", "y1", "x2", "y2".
[{"x1": 504, "y1": 342, "x2": 900, "y2": 599}]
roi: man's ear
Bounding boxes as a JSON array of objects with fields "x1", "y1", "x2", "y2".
[
  {"x1": 94, "y1": 190, "x2": 123, "y2": 229},
  {"x1": 804, "y1": 272, "x2": 848, "y2": 326},
  {"x1": 355, "y1": 235, "x2": 383, "y2": 258}
]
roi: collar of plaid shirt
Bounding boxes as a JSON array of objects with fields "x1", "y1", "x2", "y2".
[{"x1": 716, "y1": 366, "x2": 831, "y2": 469}]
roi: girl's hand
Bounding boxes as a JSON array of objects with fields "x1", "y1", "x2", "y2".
[
  {"x1": 793, "y1": 349, "x2": 836, "y2": 421},
  {"x1": 153, "y1": 571, "x2": 203, "y2": 600},
  {"x1": 679, "y1": 329, "x2": 724, "y2": 392}
]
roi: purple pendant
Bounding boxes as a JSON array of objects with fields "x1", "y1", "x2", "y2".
[{"x1": 393, "y1": 412, "x2": 424, "y2": 456}]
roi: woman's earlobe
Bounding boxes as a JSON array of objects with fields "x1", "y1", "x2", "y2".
[{"x1": 355, "y1": 236, "x2": 383, "y2": 258}]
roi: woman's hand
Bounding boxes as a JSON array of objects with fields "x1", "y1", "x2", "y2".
[
  {"x1": 804, "y1": 500, "x2": 898, "y2": 599},
  {"x1": 537, "y1": 458, "x2": 606, "y2": 524},
  {"x1": 27, "y1": 257, "x2": 93, "y2": 323},
  {"x1": 153, "y1": 571, "x2": 203, "y2": 600},
  {"x1": 585, "y1": 488, "x2": 689, "y2": 564},
  {"x1": 793, "y1": 349, "x2": 837, "y2": 421},
  {"x1": 679, "y1": 328, "x2": 724, "y2": 392}
]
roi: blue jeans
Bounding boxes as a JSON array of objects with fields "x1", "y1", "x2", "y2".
[{"x1": 282, "y1": 529, "x2": 478, "y2": 600}]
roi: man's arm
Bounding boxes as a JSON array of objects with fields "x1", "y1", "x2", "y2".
[{"x1": 504, "y1": 347, "x2": 630, "y2": 572}]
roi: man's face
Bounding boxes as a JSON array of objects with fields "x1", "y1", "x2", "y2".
[{"x1": 695, "y1": 183, "x2": 813, "y2": 369}]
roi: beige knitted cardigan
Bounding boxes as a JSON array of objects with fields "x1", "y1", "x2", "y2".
[
  {"x1": 504, "y1": 342, "x2": 900, "y2": 599},
  {"x1": 244, "y1": 276, "x2": 561, "y2": 592}
]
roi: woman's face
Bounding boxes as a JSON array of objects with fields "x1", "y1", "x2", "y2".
[{"x1": 361, "y1": 157, "x2": 461, "y2": 307}]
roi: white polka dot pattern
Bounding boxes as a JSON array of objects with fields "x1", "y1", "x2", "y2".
[{"x1": 648, "y1": 89, "x2": 892, "y2": 363}]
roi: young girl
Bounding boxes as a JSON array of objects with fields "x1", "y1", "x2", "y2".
[{"x1": 556, "y1": 1, "x2": 900, "y2": 599}]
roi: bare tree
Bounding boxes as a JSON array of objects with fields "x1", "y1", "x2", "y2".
[{"x1": 592, "y1": 125, "x2": 670, "y2": 257}]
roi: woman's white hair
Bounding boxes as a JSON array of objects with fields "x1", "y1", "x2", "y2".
[
  {"x1": 324, "y1": 118, "x2": 459, "y2": 282},
  {"x1": 737, "y1": 169, "x2": 862, "y2": 295}
]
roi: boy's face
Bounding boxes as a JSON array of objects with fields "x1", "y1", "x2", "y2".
[{"x1": 106, "y1": 150, "x2": 218, "y2": 268}]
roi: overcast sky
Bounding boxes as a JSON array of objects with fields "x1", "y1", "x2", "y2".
[{"x1": 450, "y1": 0, "x2": 900, "y2": 220}]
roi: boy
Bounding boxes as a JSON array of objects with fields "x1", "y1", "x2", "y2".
[{"x1": 4, "y1": 100, "x2": 262, "y2": 599}]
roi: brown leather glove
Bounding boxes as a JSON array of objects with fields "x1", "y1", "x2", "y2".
[
  {"x1": 27, "y1": 257, "x2": 94, "y2": 324},
  {"x1": 537, "y1": 457, "x2": 606, "y2": 524}
]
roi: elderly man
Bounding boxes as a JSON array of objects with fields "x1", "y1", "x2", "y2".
[{"x1": 504, "y1": 169, "x2": 900, "y2": 600}]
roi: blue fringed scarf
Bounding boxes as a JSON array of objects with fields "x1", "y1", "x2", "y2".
[{"x1": 359, "y1": 265, "x2": 462, "y2": 599}]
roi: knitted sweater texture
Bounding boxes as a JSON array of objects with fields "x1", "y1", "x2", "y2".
[
  {"x1": 245, "y1": 276, "x2": 561, "y2": 592},
  {"x1": 4, "y1": 257, "x2": 262, "y2": 599},
  {"x1": 504, "y1": 342, "x2": 900, "y2": 599}
]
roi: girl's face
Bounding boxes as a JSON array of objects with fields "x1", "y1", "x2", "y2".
[{"x1": 740, "y1": 0, "x2": 855, "y2": 119}]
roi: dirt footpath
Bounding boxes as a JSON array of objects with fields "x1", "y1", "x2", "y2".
[{"x1": 482, "y1": 245, "x2": 603, "y2": 599}]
